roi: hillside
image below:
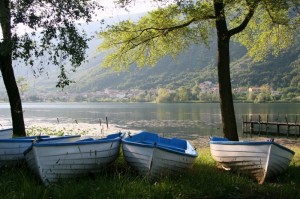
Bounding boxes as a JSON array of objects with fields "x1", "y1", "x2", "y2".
[
  {"x1": 1, "y1": 17, "x2": 300, "y2": 100},
  {"x1": 59, "y1": 39, "x2": 299, "y2": 93}
]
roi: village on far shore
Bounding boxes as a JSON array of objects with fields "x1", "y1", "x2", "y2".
[{"x1": 1, "y1": 80, "x2": 295, "y2": 103}]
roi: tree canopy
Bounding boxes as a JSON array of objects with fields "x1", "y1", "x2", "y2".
[
  {"x1": 98, "y1": 0, "x2": 299, "y2": 140},
  {"x1": 1, "y1": 0, "x2": 101, "y2": 88},
  {"x1": 0, "y1": 0, "x2": 101, "y2": 136},
  {"x1": 98, "y1": 0, "x2": 299, "y2": 69}
]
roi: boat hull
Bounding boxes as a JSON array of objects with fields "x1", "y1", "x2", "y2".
[
  {"x1": 0, "y1": 128, "x2": 13, "y2": 139},
  {"x1": 0, "y1": 135, "x2": 80, "y2": 167},
  {"x1": 122, "y1": 132, "x2": 198, "y2": 178},
  {"x1": 25, "y1": 133, "x2": 124, "y2": 185},
  {"x1": 210, "y1": 137, "x2": 295, "y2": 184}
]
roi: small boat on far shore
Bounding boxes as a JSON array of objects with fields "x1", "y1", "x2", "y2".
[
  {"x1": 210, "y1": 136, "x2": 295, "y2": 184},
  {"x1": 24, "y1": 132, "x2": 125, "y2": 185},
  {"x1": 122, "y1": 131, "x2": 198, "y2": 178},
  {"x1": 0, "y1": 135, "x2": 81, "y2": 167},
  {"x1": 0, "y1": 128, "x2": 13, "y2": 139}
]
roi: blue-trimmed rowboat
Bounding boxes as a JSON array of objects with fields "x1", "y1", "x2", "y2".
[
  {"x1": 122, "y1": 132, "x2": 198, "y2": 178},
  {"x1": 0, "y1": 128, "x2": 13, "y2": 139},
  {"x1": 24, "y1": 132, "x2": 125, "y2": 185},
  {"x1": 210, "y1": 137, "x2": 295, "y2": 184},
  {"x1": 0, "y1": 135, "x2": 81, "y2": 167}
]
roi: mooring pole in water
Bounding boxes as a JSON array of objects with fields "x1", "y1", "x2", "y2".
[
  {"x1": 99, "y1": 118, "x2": 102, "y2": 126},
  {"x1": 57, "y1": 118, "x2": 59, "y2": 123},
  {"x1": 106, "y1": 116, "x2": 108, "y2": 129},
  {"x1": 250, "y1": 115, "x2": 253, "y2": 135},
  {"x1": 266, "y1": 114, "x2": 269, "y2": 135},
  {"x1": 242, "y1": 116, "x2": 244, "y2": 133},
  {"x1": 258, "y1": 115, "x2": 261, "y2": 136}
]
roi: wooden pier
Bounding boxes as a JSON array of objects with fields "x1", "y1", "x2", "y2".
[{"x1": 242, "y1": 114, "x2": 300, "y2": 137}]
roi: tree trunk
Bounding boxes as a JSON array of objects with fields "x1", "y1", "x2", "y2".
[
  {"x1": 214, "y1": 0, "x2": 239, "y2": 141},
  {"x1": 0, "y1": 57, "x2": 26, "y2": 136},
  {"x1": 0, "y1": 0, "x2": 26, "y2": 136}
]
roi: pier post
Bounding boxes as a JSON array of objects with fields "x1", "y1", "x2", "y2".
[
  {"x1": 258, "y1": 115, "x2": 261, "y2": 136},
  {"x1": 250, "y1": 115, "x2": 253, "y2": 135},
  {"x1": 245, "y1": 116, "x2": 248, "y2": 133},
  {"x1": 285, "y1": 114, "x2": 289, "y2": 137},
  {"x1": 297, "y1": 116, "x2": 300, "y2": 137},
  {"x1": 106, "y1": 116, "x2": 109, "y2": 129},
  {"x1": 266, "y1": 114, "x2": 269, "y2": 135},
  {"x1": 295, "y1": 116, "x2": 299, "y2": 138},
  {"x1": 242, "y1": 116, "x2": 245, "y2": 134},
  {"x1": 241, "y1": 113, "x2": 300, "y2": 136}
]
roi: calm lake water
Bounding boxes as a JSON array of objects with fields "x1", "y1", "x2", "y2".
[{"x1": 0, "y1": 102, "x2": 299, "y2": 139}]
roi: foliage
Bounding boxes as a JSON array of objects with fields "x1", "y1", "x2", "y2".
[
  {"x1": 175, "y1": 87, "x2": 190, "y2": 102},
  {"x1": 233, "y1": 0, "x2": 300, "y2": 62},
  {"x1": 156, "y1": 88, "x2": 173, "y2": 103},
  {"x1": 98, "y1": 0, "x2": 299, "y2": 70},
  {"x1": 97, "y1": 2, "x2": 214, "y2": 70},
  {"x1": 0, "y1": 0, "x2": 101, "y2": 88},
  {"x1": 97, "y1": 0, "x2": 300, "y2": 141},
  {"x1": 16, "y1": 76, "x2": 29, "y2": 94}
]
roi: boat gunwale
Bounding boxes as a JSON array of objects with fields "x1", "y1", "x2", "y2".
[
  {"x1": 0, "y1": 128, "x2": 13, "y2": 132},
  {"x1": 122, "y1": 139, "x2": 198, "y2": 158},
  {"x1": 32, "y1": 137, "x2": 120, "y2": 147},
  {"x1": 210, "y1": 137, "x2": 295, "y2": 155},
  {"x1": 30, "y1": 133, "x2": 124, "y2": 148}
]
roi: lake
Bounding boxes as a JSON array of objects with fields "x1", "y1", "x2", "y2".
[{"x1": 0, "y1": 102, "x2": 299, "y2": 139}]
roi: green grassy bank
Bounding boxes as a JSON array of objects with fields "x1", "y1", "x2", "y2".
[{"x1": 0, "y1": 147, "x2": 299, "y2": 199}]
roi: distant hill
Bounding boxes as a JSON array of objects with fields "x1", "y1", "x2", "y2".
[
  {"x1": 1, "y1": 14, "x2": 300, "y2": 98},
  {"x1": 60, "y1": 38, "x2": 299, "y2": 93}
]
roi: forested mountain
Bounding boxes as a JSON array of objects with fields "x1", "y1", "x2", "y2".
[{"x1": 61, "y1": 37, "x2": 299, "y2": 93}]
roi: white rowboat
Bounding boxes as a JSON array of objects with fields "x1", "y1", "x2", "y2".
[
  {"x1": 0, "y1": 135, "x2": 81, "y2": 167},
  {"x1": 24, "y1": 132, "x2": 124, "y2": 185},
  {"x1": 122, "y1": 132, "x2": 198, "y2": 178},
  {"x1": 0, "y1": 128, "x2": 13, "y2": 139},
  {"x1": 210, "y1": 137, "x2": 295, "y2": 184}
]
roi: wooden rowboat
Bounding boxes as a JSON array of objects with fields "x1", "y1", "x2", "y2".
[
  {"x1": 210, "y1": 136, "x2": 295, "y2": 184},
  {"x1": 122, "y1": 131, "x2": 198, "y2": 178},
  {"x1": 24, "y1": 132, "x2": 125, "y2": 185},
  {"x1": 0, "y1": 135, "x2": 81, "y2": 167},
  {"x1": 0, "y1": 128, "x2": 13, "y2": 139}
]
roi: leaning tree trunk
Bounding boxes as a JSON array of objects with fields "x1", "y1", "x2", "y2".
[
  {"x1": 0, "y1": 56, "x2": 26, "y2": 137},
  {"x1": 0, "y1": 0, "x2": 26, "y2": 137},
  {"x1": 214, "y1": 0, "x2": 239, "y2": 141}
]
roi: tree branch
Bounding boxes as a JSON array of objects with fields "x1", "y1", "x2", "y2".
[
  {"x1": 112, "y1": 16, "x2": 210, "y2": 48},
  {"x1": 228, "y1": 0, "x2": 259, "y2": 37}
]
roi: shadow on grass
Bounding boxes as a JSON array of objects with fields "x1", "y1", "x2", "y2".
[{"x1": 0, "y1": 148, "x2": 299, "y2": 199}]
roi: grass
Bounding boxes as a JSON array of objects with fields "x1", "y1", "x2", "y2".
[{"x1": 0, "y1": 147, "x2": 299, "y2": 199}]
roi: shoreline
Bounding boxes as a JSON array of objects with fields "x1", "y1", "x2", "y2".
[
  {"x1": 22, "y1": 122, "x2": 300, "y2": 150},
  {"x1": 25, "y1": 122, "x2": 140, "y2": 138}
]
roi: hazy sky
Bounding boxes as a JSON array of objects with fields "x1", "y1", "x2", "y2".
[
  {"x1": 95, "y1": 0, "x2": 165, "y2": 19},
  {"x1": 0, "y1": 1, "x2": 165, "y2": 39}
]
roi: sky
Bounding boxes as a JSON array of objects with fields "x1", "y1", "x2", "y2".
[
  {"x1": 95, "y1": 0, "x2": 165, "y2": 19},
  {"x1": 0, "y1": 0, "x2": 165, "y2": 40}
]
